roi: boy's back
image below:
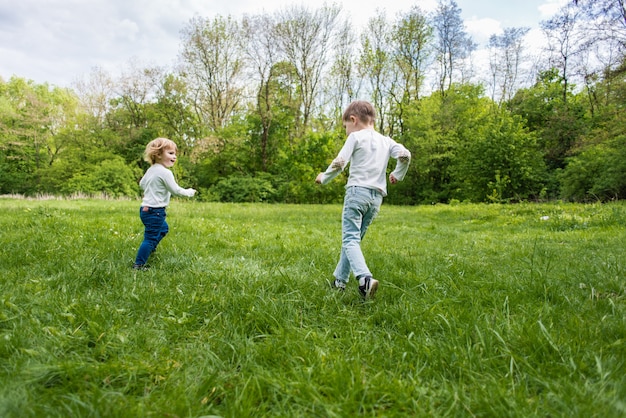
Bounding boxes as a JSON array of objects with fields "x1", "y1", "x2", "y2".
[
  {"x1": 318, "y1": 127, "x2": 410, "y2": 197},
  {"x1": 343, "y1": 128, "x2": 407, "y2": 194}
]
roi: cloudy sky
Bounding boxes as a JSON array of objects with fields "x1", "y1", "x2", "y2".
[{"x1": 0, "y1": 0, "x2": 568, "y2": 88}]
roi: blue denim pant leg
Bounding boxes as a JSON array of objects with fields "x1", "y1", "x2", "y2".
[
  {"x1": 333, "y1": 186, "x2": 382, "y2": 283},
  {"x1": 134, "y1": 207, "x2": 168, "y2": 265}
]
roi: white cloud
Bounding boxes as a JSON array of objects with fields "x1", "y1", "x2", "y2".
[
  {"x1": 465, "y1": 17, "x2": 503, "y2": 46},
  {"x1": 538, "y1": 0, "x2": 570, "y2": 18},
  {"x1": 116, "y1": 19, "x2": 140, "y2": 42}
]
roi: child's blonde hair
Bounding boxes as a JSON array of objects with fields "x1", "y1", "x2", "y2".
[
  {"x1": 343, "y1": 100, "x2": 376, "y2": 125},
  {"x1": 144, "y1": 137, "x2": 177, "y2": 165}
]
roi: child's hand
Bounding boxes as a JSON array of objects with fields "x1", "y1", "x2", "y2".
[
  {"x1": 315, "y1": 173, "x2": 323, "y2": 184},
  {"x1": 389, "y1": 174, "x2": 398, "y2": 184},
  {"x1": 189, "y1": 188, "x2": 196, "y2": 196}
]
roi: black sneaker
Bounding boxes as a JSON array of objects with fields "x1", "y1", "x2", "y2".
[
  {"x1": 330, "y1": 279, "x2": 346, "y2": 291},
  {"x1": 132, "y1": 264, "x2": 149, "y2": 271},
  {"x1": 358, "y1": 276, "x2": 378, "y2": 299}
]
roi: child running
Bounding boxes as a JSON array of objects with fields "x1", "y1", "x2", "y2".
[
  {"x1": 315, "y1": 100, "x2": 411, "y2": 299},
  {"x1": 133, "y1": 137, "x2": 196, "y2": 270}
]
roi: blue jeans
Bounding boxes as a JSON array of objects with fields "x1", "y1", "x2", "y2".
[
  {"x1": 134, "y1": 206, "x2": 168, "y2": 265},
  {"x1": 333, "y1": 186, "x2": 383, "y2": 283}
]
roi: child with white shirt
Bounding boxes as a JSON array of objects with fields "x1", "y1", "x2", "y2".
[
  {"x1": 133, "y1": 137, "x2": 196, "y2": 270},
  {"x1": 315, "y1": 101, "x2": 411, "y2": 299}
]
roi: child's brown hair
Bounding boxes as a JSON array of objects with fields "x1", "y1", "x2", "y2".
[
  {"x1": 144, "y1": 137, "x2": 177, "y2": 165},
  {"x1": 342, "y1": 100, "x2": 376, "y2": 125}
]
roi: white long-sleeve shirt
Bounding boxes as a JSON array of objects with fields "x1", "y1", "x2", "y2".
[
  {"x1": 140, "y1": 163, "x2": 195, "y2": 208},
  {"x1": 318, "y1": 128, "x2": 411, "y2": 196}
]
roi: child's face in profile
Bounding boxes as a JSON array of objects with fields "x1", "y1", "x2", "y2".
[{"x1": 156, "y1": 147, "x2": 177, "y2": 168}]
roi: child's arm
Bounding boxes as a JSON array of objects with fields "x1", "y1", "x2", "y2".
[
  {"x1": 389, "y1": 144, "x2": 411, "y2": 184},
  {"x1": 315, "y1": 136, "x2": 356, "y2": 184},
  {"x1": 316, "y1": 157, "x2": 345, "y2": 184},
  {"x1": 162, "y1": 170, "x2": 196, "y2": 197}
]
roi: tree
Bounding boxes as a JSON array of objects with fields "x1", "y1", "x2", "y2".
[
  {"x1": 153, "y1": 73, "x2": 203, "y2": 151},
  {"x1": 432, "y1": 0, "x2": 476, "y2": 94},
  {"x1": 273, "y1": 4, "x2": 342, "y2": 132},
  {"x1": 72, "y1": 66, "x2": 115, "y2": 126},
  {"x1": 574, "y1": 0, "x2": 626, "y2": 50},
  {"x1": 327, "y1": 17, "x2": 360, "y2": 122},
  {"x1": 358, "y1": 12, "x2": 394, "y2": 134},
  {"x1": 396, "y1": 84, "x2": 484, "y2": 204},
  {"x1": 4, "y1": 3, "x2": 626, "y2": 203},
  {"x1": 389, "y1": 6, "x2": 433, "y2": 135},
  {"x1": 179, "y1": 15, "x2": 245, "y2": 131},
  {"x1": 508, "y1": 69, "x2": 587, "y2": 183},
  {"x1": 114, "y1": 59, "x2": 163, "y2": 130},
  {"x1": 241, "y1": 12, "x2": 282, "y2": 172},
  {"x1": 392, "y1": 6, "x2": 433, "y2": 103},
  {"x1": 0, "y1": 77, "x2": 80, "y2": 194},
  {"x1": 244, "y1": 60, "x2": 301, "y2": 173},
  {"x1": 488, "y1": 27, "x2": 530, "y2": 104},
  {"x1": 541, "y1": 3, "x2": 585, "y2": 104},
  {"x1": 559, "y1": 55, "x2": 626, "y2": 201},
  {"x1": 455, "y1": 110, "x2": 547, "y2": 202},
  {"x1": 572, "y1": 0, "x2": 626, "y2": 117},
  {"x1": 103, "y1": 60, "x2": 166, "y2": 167}
]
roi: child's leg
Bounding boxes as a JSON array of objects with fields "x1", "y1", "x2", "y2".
[
  {"x1": 360, "y1": 192, "x2": 382, "y2": 240},
  {"x1": 154, "y1": 218, "x2": 169, "y2": 250},
  {"x1": 339, "y1": 187, "x2": 377, "y2": 279},
  {"x1": 333, "y1": 247, "x2": 351, "y2": 283},
  {"x1": 134, "y1": 207, "x2": 166, "y2": 265}
]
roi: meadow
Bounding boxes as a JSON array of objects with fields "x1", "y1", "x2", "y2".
[{"x1": 0, "y1": 197, "x2": 624, "y2": 417}]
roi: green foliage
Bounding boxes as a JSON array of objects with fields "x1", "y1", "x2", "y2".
[
  {"x1": 398, "y1": 84, "x2": 547, "y2": 204},
  {"x1": 190, "y1": 117, "x2": 253, "y2": 190},
  {"x1": 456, "y1": 111, "x2": 547, "y2": 202},
  {"x1": 63, "y1": 157, "x2": 140, "y2": 197},
  {"x1": 210, "y1": 173, "x2": 276, "y2": 203},
  {"x1": 0, "y1": 149, "x2": 33, "y2": 194},
  {"x1": 273, "y1": 131, "x2": 346, "y2": 204},
  {"x1": 245, "y1": 60, "x2": 302, "y2": 173},
  {"x1": 558, "y1": 61, "x2": 626, "y2": 202},
  {"x1": 394, "y1": 92, "x2": 451, "y2": 204},
  {"x1": 0, "y1": 199, "x2": 624, "y2": 417},
  {"x1": 560, "y1": 134, "x2": 626, "y2": 201},
  {"x1": 152, "y1": 74, "x2": 205, "y2": 148},
  {"x1": 1, "y1": 61, "x2": 625, "y2": 204},
  {"x1": 508, "y1": 69, "x2": 588, "y2": 174},
  {"x1": 0, "y1": 77, "x2": 81, "y2": 194}
]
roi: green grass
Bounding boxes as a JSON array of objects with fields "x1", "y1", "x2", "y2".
[{"x1": 0, "y1": 198, "x2": 624, "y2": 417}]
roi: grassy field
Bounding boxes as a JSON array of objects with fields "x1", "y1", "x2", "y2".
[{"x1": 0, "y1": 197, "x2": 624, "y2": 417}]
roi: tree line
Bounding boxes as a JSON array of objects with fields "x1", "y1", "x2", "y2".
[{"x1": 1, "y1": 0, "x2": 624, "y2": 204}]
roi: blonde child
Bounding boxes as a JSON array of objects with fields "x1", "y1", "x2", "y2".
[
  {"x1": 316, "y1": 101, "x2": 411, "y2": 299},
  {"x1": 133, "y1": 137, "x2": 196, "y2": 270}
]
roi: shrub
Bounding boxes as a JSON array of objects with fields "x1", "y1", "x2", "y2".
[
  {"x1": 64, "y1": 157, "x2": 140, "y2": 197},
  {"x1": 210, "y1": 174, "x2": 276, "y2": 203},
  {"x1": 560, "y1": 135, "x2": 626, "y2": 202}
]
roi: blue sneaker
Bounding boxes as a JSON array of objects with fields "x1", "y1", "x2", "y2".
[{"x1": 358, "y1": 276, "x2": 378, "y2": 299}]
